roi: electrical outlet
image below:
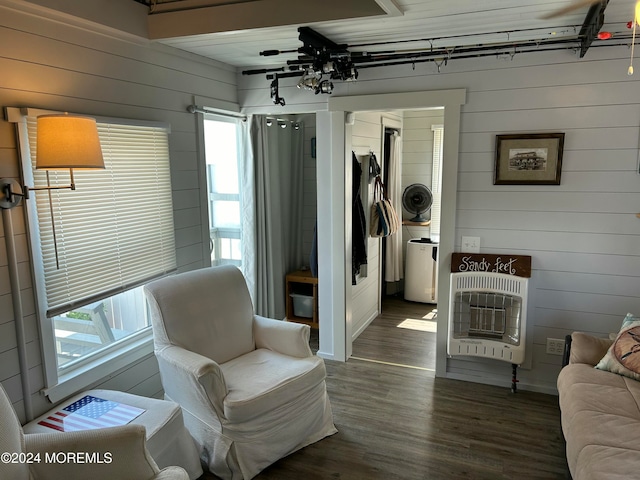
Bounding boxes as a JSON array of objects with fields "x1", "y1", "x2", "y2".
[
  {"x1": 546, "y1": 338, "x2": 565, "y2": 356},
  {"x1": 461, "y1": 236, "x2": 480, "y2": 253}
]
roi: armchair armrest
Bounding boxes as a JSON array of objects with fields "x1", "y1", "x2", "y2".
[
  {"x1": 567, "y1": 332, "x2": 613, "y2": 366},
  {"x1": 155, "y1": 345, "x2": 227, "y2": 419},
  {"x1": 26, "y1": 424, "x2": 188, "y2": 480},
  {"x1": 154, "y1": 467, "x2": 191, "y2": 480},
  {"x1": 254, "y1": 315, "x2": 313, "y2": 358}
]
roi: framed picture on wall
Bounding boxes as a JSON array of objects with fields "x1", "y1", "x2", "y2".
[{"x1": 494, "y1": 133, "x2": 565, "y2": 185}]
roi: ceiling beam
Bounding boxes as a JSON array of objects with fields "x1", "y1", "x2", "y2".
[
  {"x1": 374, "y1": 0, "x2": 402, "y2": 17},
  {"x1": 20, "y1": 0, "x2": 148, "y2": 38},
  {"x1": 147, "y1": 0, "x2": 388, "y2": 40}
]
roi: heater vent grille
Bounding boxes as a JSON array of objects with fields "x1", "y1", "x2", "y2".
[
  {"x1": 448, "y1": 272, "x2": 528, "y2": 365},
  {"x1": 453, "y1": 273, "x2": 523, "y2": 296}
]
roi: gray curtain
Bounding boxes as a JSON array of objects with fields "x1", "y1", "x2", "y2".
[{"x1": 251, "y1": 116, "x2": 305, "y2": 319}]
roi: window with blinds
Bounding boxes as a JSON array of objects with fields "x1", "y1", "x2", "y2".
[
  {"x1": 430, "y1": 125, "x2": 444, "y2": 237},
  {"x1": 24, "y1": 115, "x2": 176, "y2": 371}
]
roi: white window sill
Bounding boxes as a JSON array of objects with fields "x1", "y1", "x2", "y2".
[{"x1": 43, "y1": 331, "x2": 154, "y2": 403}]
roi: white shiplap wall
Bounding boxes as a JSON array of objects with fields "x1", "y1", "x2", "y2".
[
  {"x1": 239, "y1": 45, "x2": 640, "y2": 393},
  {"x1": 0, "y1": 4, "x2": 237, "y2": 421},
  {"x1": 401, "y1": 110, "x2": 444, "y2": 261}
]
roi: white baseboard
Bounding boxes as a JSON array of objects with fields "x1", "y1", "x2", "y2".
[
  {"x1": 352, "y1": 310, "x2": 379, "y2": 341},
  {"x1": 316, "y1": 351, "x2": 337, "y2": 361}
]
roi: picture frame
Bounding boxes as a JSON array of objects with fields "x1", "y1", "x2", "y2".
[{"x1": 494, "y1": 133, "x2": 565, "y2": 185}]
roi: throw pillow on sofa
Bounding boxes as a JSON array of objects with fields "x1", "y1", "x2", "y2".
[{"x1": 595, "y1": 313, "x2": 640, "y2": 380}]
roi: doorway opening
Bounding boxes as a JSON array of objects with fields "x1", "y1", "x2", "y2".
[
  {"x1": 315, "y1": 88, "x2": 465, "y2": 373},
  {"x1": 348, "y1": 109, "x2": 444, "y2": 370}
]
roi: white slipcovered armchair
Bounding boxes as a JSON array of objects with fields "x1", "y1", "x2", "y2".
[
  {"x1": 143, "y1": 265, "x2": 337, "y2": 480},
  {"x1": 0, "y1": 383, "x2": 188, "y2": 480}
]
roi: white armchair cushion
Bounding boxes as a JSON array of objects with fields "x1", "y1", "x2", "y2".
[
  {"x1": 145, "y1": 267, "x2": 255, "y2": 364},
  {"x1": 220, "y1": 349, "x2": 327, "y2": 423}
]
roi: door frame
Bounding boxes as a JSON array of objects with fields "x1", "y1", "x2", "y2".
[{"x1": 316, "y1": 89, "x2": 466, "y2": 378}]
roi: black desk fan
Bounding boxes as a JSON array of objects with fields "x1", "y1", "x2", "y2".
[{"x1": 402, "y1": 183, "x2": 433, "y2": 222}]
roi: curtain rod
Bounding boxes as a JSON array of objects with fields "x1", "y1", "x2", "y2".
[
  {"x1": 187, "y1": 105, "x2": 247, "y2": 120},
  {"x1": 187, "y1": 106, "x2": 307, "y2": 126}
]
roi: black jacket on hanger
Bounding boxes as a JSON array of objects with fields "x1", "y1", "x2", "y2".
[{"x1": 352, "y1": 152, "x2": 368, "y2": 285}]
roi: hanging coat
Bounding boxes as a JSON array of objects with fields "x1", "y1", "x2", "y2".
[{"x1": 352, "y1": 152, "x2": 368, "y2": 285}]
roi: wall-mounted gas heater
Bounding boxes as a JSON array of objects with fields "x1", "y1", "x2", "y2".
[{"x1": 447, "y1": 261, "x2": 530, "y2": 392}]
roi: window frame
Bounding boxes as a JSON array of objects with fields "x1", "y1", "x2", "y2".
[
  {"x1": 202, "y1": 114, "x2": 243, "y2": 267},
  {"x1": 430, "y1": 124, "x2": 444, "y2": 238},
  {"x1": 9, "y1": 107, "x2": 174, "y2": 402}
]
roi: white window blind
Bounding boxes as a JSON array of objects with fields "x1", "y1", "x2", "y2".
[
  {"x1": 431, "y1": 125, "x2": 444, "y2": 237},
  {"x1": 26, "y1": 117, "x2": 177, "y2": 317}
]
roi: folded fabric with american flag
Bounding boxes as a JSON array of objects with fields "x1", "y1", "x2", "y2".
[{"x1": 38, "y1": 395, "x2": 145, "y2": 432}]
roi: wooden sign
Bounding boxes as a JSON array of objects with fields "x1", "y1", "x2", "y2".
[{"x1": 451, "y1": 253, "x2": 532, "y2": 278}]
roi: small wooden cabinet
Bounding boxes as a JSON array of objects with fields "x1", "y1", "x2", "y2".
[{"x1": 285, "y1": 270, "x2": 318, "y2": 328}]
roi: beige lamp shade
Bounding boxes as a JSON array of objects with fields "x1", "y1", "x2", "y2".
[{"x1": 36, "y1": 114, "x2": 105, "y2": 169}]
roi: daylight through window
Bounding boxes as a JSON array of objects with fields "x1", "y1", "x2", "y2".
[{"x1": 204, "y1": 117, "x2": 243, "y2": 267}]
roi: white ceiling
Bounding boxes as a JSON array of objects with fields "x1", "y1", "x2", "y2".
[{"x1": 148, "y1": 0, "x2": 638, "y2": 69}]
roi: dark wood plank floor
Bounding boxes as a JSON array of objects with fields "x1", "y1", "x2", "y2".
[
  {"x1": 350, "y1": 296, "x2": 437, "y2": 370},
  {"x1": 201, "y1": 296, "x2": 568, "y2": 479}
]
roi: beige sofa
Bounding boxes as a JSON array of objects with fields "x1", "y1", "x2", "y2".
[{"x1": 557, "y1": 332, "x2": 640, "y2": 479}]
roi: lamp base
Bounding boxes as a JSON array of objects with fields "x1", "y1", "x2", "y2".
[{"x1": 0, "y1": 179, "x2": 23, "y2": 209}]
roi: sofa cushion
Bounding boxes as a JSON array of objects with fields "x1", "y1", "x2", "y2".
[
  {"x1": 570, "y1": 332, "x2": 612, "y2": 366},
  {"x1": 558, "y1": 363, "x2": 640, "y2": 478},
  {"x1": 220, "y1": 348, "x2": 327, "y2": 423},
  {"x1": 574, "y1": 445, "x2": 640, "y2": 480},
  {"x1": 595, "y1": 313, "x2": 640, "y2": 380}
]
